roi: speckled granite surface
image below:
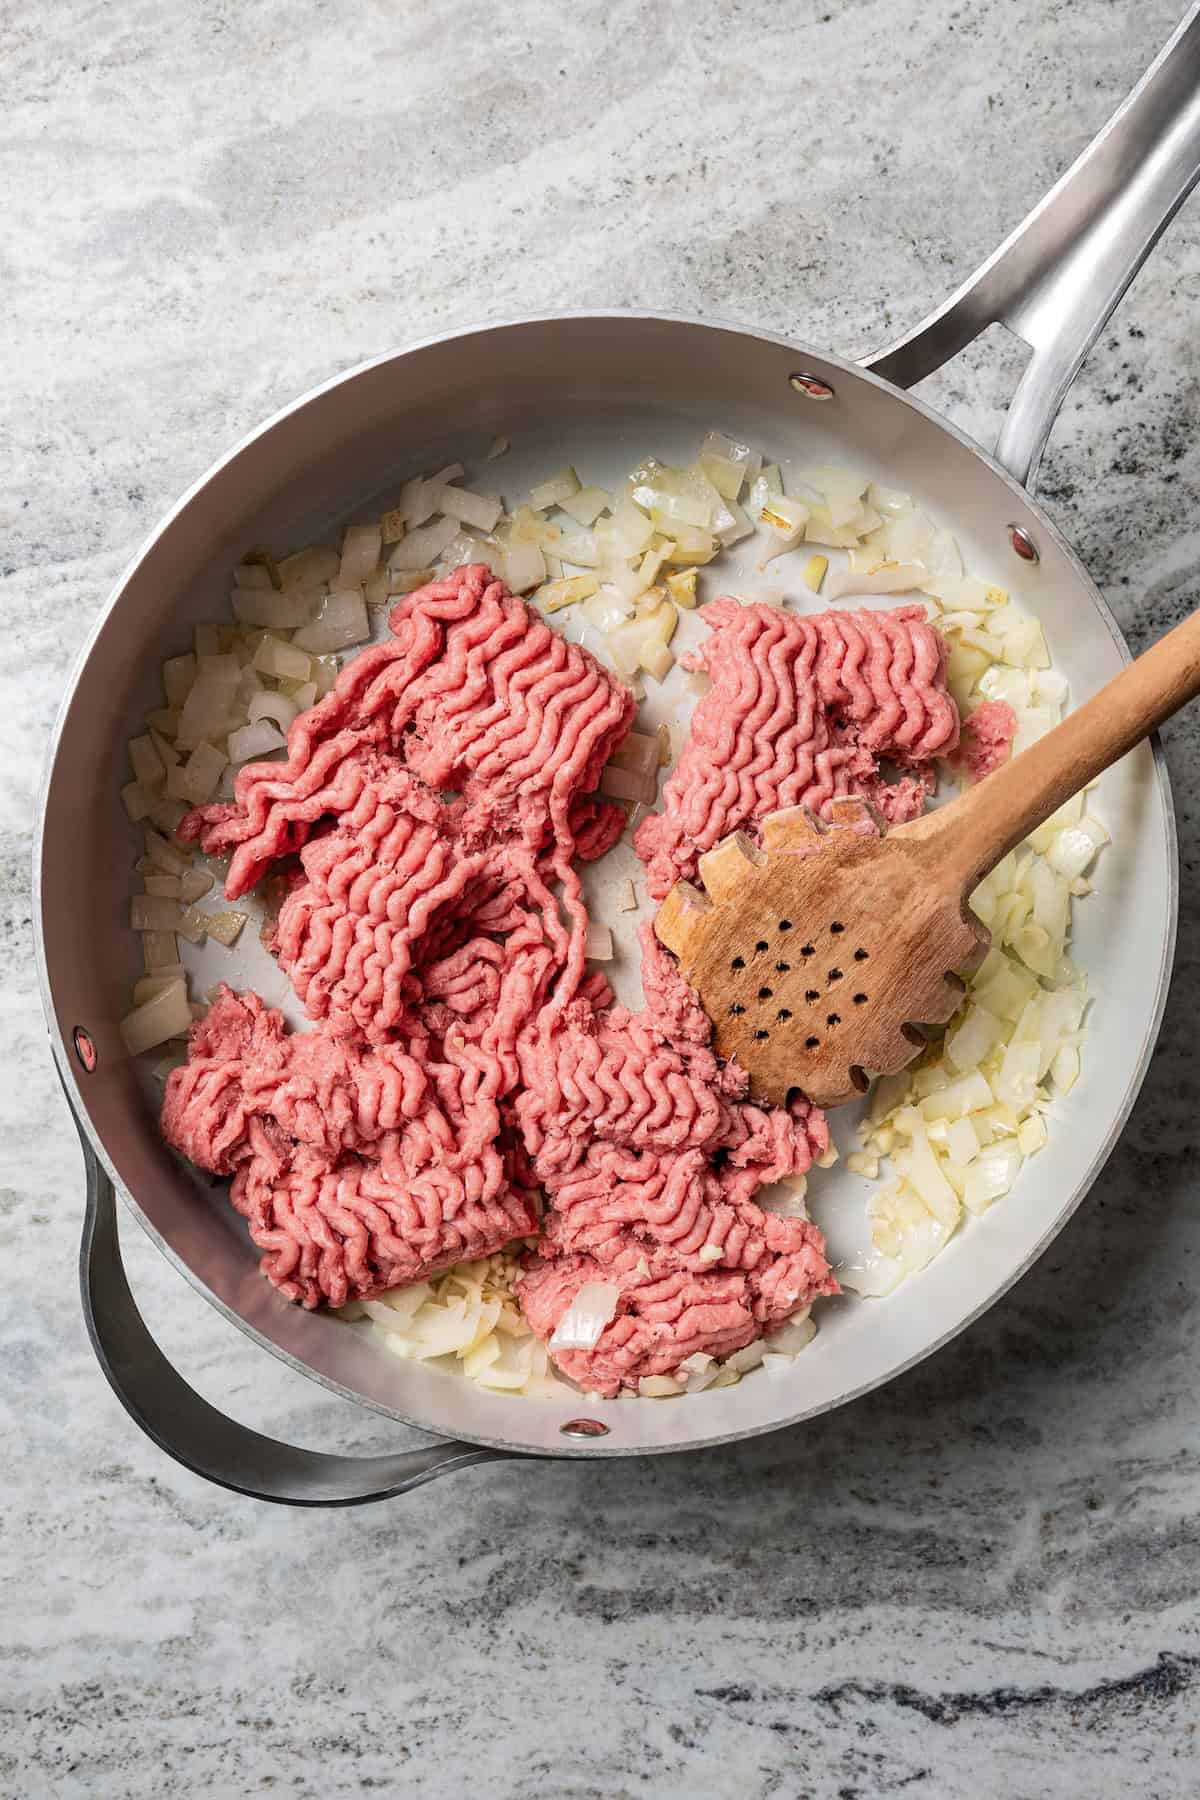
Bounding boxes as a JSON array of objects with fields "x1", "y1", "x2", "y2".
[{"x1": 4, "y1": 1, "x2": 1200, "y2": 1793}]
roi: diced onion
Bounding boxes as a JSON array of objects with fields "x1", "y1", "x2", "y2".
[
  {"x1": 230, "y1": 586, "x2": 316, "y2": 629},
  {"x1": 253, "y1": 637, "x2": 311, "y2": 682},
  {"x1": 338, "y1": 524, "x2": 382, "y2": 588},
  {"x1": 143, "y1": 829, "x2": 191, "y2": 876},
  {"x1": 205, "y1": 910, "x2": 248, "y2": 947},
  {"x1": 548, "y1": 1280, "x2": 619, "y2": 1350},
  {"x1": 228, "y1": 720, "x2": 287, "y2": 764},
  {"x1": 176, "y1": 905, "x2": 208, "y2": 946},
  {"x1": 248, "y1": 691, "x2": 298, "y2": 732},
  {"x1": 501, "y1": 542, "x2": 547, "y2": 594},
  {"x1": 389, "y1": 515, "x2": 460, "y2": 571},
  {"x1": 120, "y1": 979, "x2": 192, "y2": 1056},
  {"x1": 292, "y1": 590, "x2": 370, "y2": 654},
  {"x1": 530, "y1": 468, "x2": 581, "y2": 511},
  {"x1": 824, "y1": 560, "x2": 926, "y2": 601},
  {"x1": 142, "y1": 930, "x2": 181, "y2": 972},
  {"x1": 130, "y1": 895, "x2": 181, "y2": 933},
  {"x1": 162, "y1": 654, "x2": 197, "y2": 709},
  {"x1": 179, "y1": 868, "x2": 214, "y2": 904},
  {"x1": 585, "y1": 920, "x2": 613, "y2": 961}
]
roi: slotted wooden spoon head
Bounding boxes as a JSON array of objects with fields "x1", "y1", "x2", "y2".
[{"x1": 654, "y1": 800, "x2": 989, "y2": 1108}]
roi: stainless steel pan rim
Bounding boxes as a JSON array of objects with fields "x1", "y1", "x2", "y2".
[{"x1": 34, "y1": 8, "x2": 1200, "y2": 1498}]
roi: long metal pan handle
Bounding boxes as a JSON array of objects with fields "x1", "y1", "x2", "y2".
[
  {"x1": 77, "y1": 1130, "x2": 515, "y2": 1506},
  {"x1": 864, "y1": 4, "x2": 1200, "y2": 489}
]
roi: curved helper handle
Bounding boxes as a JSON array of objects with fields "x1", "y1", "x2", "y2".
[
  {"x1": 77, "y1": 1129, "x2": 516, "y2": 1505},
  {"x1": 864, "y1": 5, "x2": 1200, "y2": 488}
]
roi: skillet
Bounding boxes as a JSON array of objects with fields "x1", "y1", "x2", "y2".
[{"x1": 35, "y1": 8, "x2": 1200, "y2": 1502}]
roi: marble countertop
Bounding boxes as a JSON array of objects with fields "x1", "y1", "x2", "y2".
[{"x1": 5, "y1": 1, "x2": 1200, "y2": 1793}]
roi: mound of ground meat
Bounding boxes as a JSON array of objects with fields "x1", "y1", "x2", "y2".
[
  {"x1": 634, "y1": 599, "x2": 959, "y2": 898},
  {"x1": 163, "y1": 567, "x2": 957, "y2": 1393}
]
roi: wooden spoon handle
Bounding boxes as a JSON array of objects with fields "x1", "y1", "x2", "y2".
[{"x1": 914, "y1": 604, "x2": 1200, "y2": 890}]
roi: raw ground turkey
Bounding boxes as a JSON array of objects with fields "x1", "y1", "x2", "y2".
[{"x1": 163, "y1": 568, "x2": 959, "y2": 1393}]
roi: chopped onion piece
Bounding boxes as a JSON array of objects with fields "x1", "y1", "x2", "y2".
[
  {"x1": 142, "y1": 930, "x2": 181, "y2": 972},
  {"x1": 162, "y1": 654, "x2": 197, "y2": 709},
  {"x1": 143, "y1": 829, "x2": 191, "y2": 876},
  {"x1": 665, "y1": 568, "x2": 697, "y2": 609},
  {"x1": 253, "y1": 637, "x2": 311, "y2": 682},
  {"x1": 549, "y1": 1280, "x2": 619, "y2": 1350},
  {"x1": 535, "y1": 574, "x2": 598, "y2": 613},
  {"x1": 292, "y1": 589, "x2": 369, "y2": 655},
  {"x1": 337, "y1": 524, "x2": 382, "y2": 588},
  {"x1": 167, "y1": 740, "x2": 227, "y2": 805},
  {"x1": 132, "y1": 973, "x2": 184, "y2": 1008},
  {"x1": 559, "y1": 484, "x2": 610, "y2": 526},
  {"x1": 206, "y1": 910, "x2": 248, "y2": 947},
  {"x1": 486, "y1": 435, "x2": 509, "y2": 460},
  {"x1": 825, "y1": 560, "x2": 926, "y2": 601},
  {"x1": 530, "y1": 468, "x2": 581, "y2": 511},
  {"x1": 426, "y1": 484, "x2": 502, "y2": 533},
  {"x1": 600, "y1": 763, "x2": 657, "y2": 804},
  {"x1": 120, "y1": 979, "x2": 192, "y2": 1056},
  {"x1": 231, "y1": 585, "x2": 316, "y2": 630},
  {"x1": 609, "y1": 496, "x2": 655, "y2": 557},
  {"x1": 638, "y1": 1375, "x2": 686, "y2": 1398},
  {"x1": 176, "y1": 905, "x2": 208, "y2": 946},
  {"x1": 130, "y1": 895, "x2": 181, "y2": 933},
  {"x1": 278, "y1": 545, "x2": 340, "y2": 590},
  {"x1": 501, "y1": 542, "x2": 546, "y2": 594},
  {"x1": 228, "y1": 720, "x2": 287, "y2": 764},
  {"x1": 963, "y1": 1144, "x2": 1022, "y2": 1214},
  {"x1": 249, "y1": 690, "x2": 298, "y2": 733},
  {"x1": 128, "y1": 734, "x2": 164, "y2": 790},
  {"x1": 291, "y1": 680, "x2": 317, "y2": 712},
  {"x1": 724, "y1": 1340, "x2": 766, "y2": 1374},
  {"x1": 143, "y1": 874, "x2": 180, "y2": 899},
  {"x1": 389, "y1": 515, "x2": 460, "y2": 571},
  {"x1": 179, "y1": 868, "x2": 214, "y2": 904},
  {"x1": 585, "y1": 920, "x2": 614, "y2": 961},
  {"x1": 121, "y1": 781, "x2": 153, "y2": 822},
  {"x1": 608, "y1": 730, "x2": 660, "y2": 778}
]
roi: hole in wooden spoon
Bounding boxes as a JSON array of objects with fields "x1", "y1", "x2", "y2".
[
  {"x1": 754, "y1": 1029, "x2": 769, "y2": 1041},
  {"x1": 776, "y1": 1008, "x2": 792, "y2": 1022},
  {"x1": 826, "y1": 1012, "x2": 841, "y2": 1027},
  {"x1": 830, "y1": 921, "x2": 844, "y2": 935},
  {"x1": 805, "y1": 989, "x2": 819, "y2": 1002},
  {"x1": 854, "y1": 948, "x2": 869, "y2": 962},
  {"x1": 758, "y1": 986, "x2": 772, "y2": 1000},
  {"x1": 828, "y1": 968, "x2": 842, "y2": 983},
  {"x1": 804, "y1": 1035, "x2": 819, "y2": 1049},
  {"x1": 853, "y1": 993, "x2": 867, "y2": 1005},
  {"x1": 731, "y1": 956, "x2": 745, "y2": 970}
]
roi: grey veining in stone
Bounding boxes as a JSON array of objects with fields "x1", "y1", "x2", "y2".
[{"x1": 4, "y1": 1, "x2": 1200, "y2": 1794}]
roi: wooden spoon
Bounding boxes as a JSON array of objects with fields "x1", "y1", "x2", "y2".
[{"x1": 655, "y1": 606, "x2": 1200, "y2": 1108}]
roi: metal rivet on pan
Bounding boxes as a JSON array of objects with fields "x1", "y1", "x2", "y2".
[
  {"x1": 789, "y1": 371, "x2": 835, "y2": 400},
  {"x1": 72, "y1": 1026, "x2": 98, "y2": 1073},
  {"x1": 559, "y1": 1417, "x2": 610, "y2": 1439},
  {"x1": 1007, "y1": 523, "x2": 1040, "y2": 563}
]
